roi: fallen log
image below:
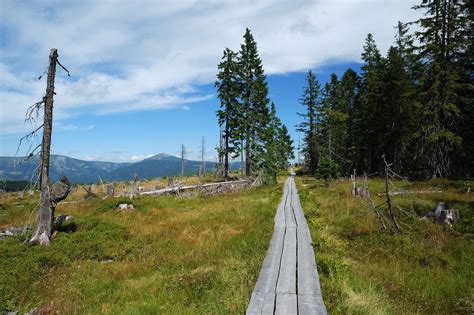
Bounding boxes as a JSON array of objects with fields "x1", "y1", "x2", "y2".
[
  {"x1": 377, "y1": 190, "x2": 443, "y2": 196},
  {"x1": 139, "y1": 179, "x2": 250, "y2": 196}
]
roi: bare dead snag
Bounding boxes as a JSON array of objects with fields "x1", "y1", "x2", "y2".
[
  {"x1": 29, "y1": 49, "x2": 61, "y2": 245},
  {"x1": 360, "y1": 172, "x2": 388, "y2": 230},
  {"x1": 383, "y1": 154, "x2": 401, "y2": 232}
]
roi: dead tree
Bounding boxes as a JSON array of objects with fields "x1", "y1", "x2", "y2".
[
  {"x1": 181, "y1": 144, "x2": 187, "y2": 176},
  {"x1": 29, "y1": 49, "x2": 70, "y2": 245},
  {"x1": 382, "y1": 154, "x2": 401, "y2": 232},
  {"x1": 199, "y1": 136, "x2": 206, "y2": 177},
  {"x1": 81, "y1": 185, "x2": 98, "y2": 199}
]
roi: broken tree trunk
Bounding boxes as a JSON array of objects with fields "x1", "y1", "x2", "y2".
[
  {"x1": 140, "y1": 179, "x2": 250, "y2": 196},
  {"x1": 30, "y1": 49, "x2": 58, "y2": 245},
  {"x1": 82, "y1": 185, "x2": 98, "y2": 199}
]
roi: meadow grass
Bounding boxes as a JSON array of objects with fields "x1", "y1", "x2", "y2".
[
  {"x1": 0, "y1": 178, "x2": 282, "y2": 314},
  {"x1": 296, "y1": 176, "x2": 474, "y2": 314}
]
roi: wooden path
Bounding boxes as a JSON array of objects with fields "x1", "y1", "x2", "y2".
[{"x1": 246, "y1": 174, "x2": 327, "y2": 315}]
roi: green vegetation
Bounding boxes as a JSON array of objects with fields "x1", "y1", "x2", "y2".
[
  {"x1": 297, "y1": 0, "x2": 473, "y2": 179},
  {"x1": 215, "y1": 28, "x2": 294, "y2": 182},
  {"x1": 0, "y1": 183, "x2": 282, "y2": 313},
  {"x1": 296, "y1": 175, "x2": 474, "y2": 314}
]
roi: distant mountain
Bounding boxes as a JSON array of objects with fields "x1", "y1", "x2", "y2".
[
  {"x1": 105, "y1": 153, "x2": 217, "y2": 181},
  {"x1": 0, "y1": 155, "x2": 128, "y2": 184},
  {"x1": 0, "y1": 153, "x2": 237, "y2": 184}
]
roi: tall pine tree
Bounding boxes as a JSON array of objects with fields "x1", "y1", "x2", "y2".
[
  {"x1": 297, "y1": 70, "x2": 320, "y2": 176},
  {"x1": 412, "y1": 0, "x2": 468, "y2": 178},
  {"x1": 215, "y1": 48, "x2": 241, "y2": 179},
  {"x1": 237, "y1": 28, "x2": 271, "y2": 176}
]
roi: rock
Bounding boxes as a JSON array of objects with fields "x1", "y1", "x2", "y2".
[
  {"x1": 433, "y1": 202, "x2": 448, "y2": 218},
  {"x1": 425, "y1": 202, "x2": 459, "y2": 226},
  {"x1": 55, "y1": 214, "x2": 73, "y2": 225},
  {"x1": 115, "y1": 203, "x2": 134, "y2": 211},
  {"x1": 438, "y1": 209, "x2": 459, "y2": 226}
]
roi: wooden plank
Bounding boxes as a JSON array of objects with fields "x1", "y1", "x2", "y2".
[
  {"x1": 275, "y1": 293, "x2": 297, "y2": 315},
  {"x1": 274, "y1": 178, "x2": 290, "y2": 228},
  {"x1": 254, "y1": 228, "x2": 284, "y2": 295},
  {"x1": 276, "y1": 227, "x2": 297, "y2": 294},
  {"x1": 297, "y1": 233, "x2": 322, "y2": 297},
  {"x1": 298, "y1": 294, "x2": 327, "y2": 315},
  {"x1": 247, "y1": 174, "x2": 327, "y2": 314},
  {"x1": 284, "y1": 184, "x2": 297, "y2": 228},
  {"x1": 246, "y1": 292, "x2": 276, "y2": 315}
]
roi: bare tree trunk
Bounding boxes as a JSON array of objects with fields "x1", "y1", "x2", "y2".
[
  {"x1": 30, "y1": 49, "x2": 58, "y2": 245},
  {"x1": 383, "y1": 155, "x2": 400, "y2": 232},
  {"x1": 181, "y1": 144, "x2": 186, "y2": 176},
  {"x1": 224, "y1": 125, "x2": 229, "y2": 180},
  {"x1": 245, "y1": 137, "x2": 251, "y2": 176},
  {"x1": 199, "y1": 136, "x2": 206, "y2": 177}
]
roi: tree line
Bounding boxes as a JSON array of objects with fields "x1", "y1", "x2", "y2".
[
  {"x1": 215, "y1": 28, "x2": 294, "y2": 183},
  {"x1": 298, "y1": 0, "x2": 473, "y2": 179}
]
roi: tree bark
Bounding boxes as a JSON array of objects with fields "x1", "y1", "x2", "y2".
[
  {"x1": 30, "y1": 48, "x2": 58, "y2": 245},
  {"x1": 224, "y1": 117, "x2": 229, "y2": 180}
]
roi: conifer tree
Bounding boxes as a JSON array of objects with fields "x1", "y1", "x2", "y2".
[
  {"x1": 356, "y1": 33, "x2": 385, "y2": 173},
  {"x1": 278, "y1": 124, "x2": 295, "y2": 168},
  {"x1": 411, "y1": 0, "x2": 470, "y2": 178},
  {"x1": 237, "y1": 28, "x2": 271, "y2": 176},
  {"x1": 215, "y1": 48, "x2": 240, "y2": 179},
  {"x1": 381, "y1": 46, "x2": 416, "y2": 173},
  {"x1": 338, "y1": 68, "x2": 359, "y2": 173},
  {"x1": 297, "y1": 70, "x2": 320, "y2": 176}
]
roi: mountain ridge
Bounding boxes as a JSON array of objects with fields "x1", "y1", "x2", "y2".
[{"x1": 0, "y1": 153, "x2": 225, "y2": 183}]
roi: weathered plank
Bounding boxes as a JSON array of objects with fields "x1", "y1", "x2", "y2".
[
  {"x1": 298, "y1": 294, "x2": 327, "y2": 315},
  {"x1": 275, "y1": 293, "x2": 298, "y2": 315},
  {"x1": 247, "y1": 174, "x2": 327, "y2": 315},
  {"x1": 276, "y1": 227, "x2": 297, "y2": 294}
]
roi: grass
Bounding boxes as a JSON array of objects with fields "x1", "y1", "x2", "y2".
[
  {"x1": 0, "y1": 177, "x2": 283, "y2": 314},
  {"x1": 296, "y1": 176, "x2": 474, "y2": 314}
]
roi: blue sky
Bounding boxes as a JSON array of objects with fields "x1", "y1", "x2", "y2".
[{"x1": 0, "y1": 0, "x2": 421, "y2": 162}]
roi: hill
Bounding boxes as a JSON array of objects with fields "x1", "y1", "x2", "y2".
[
  {"x1": 0, "y1": 155, "x2": 128, "y2": 184},
  {"x1": 0, "y1": 154, "x2": 236, "y2": 184},
  {"x1": 105, "y1": 153, "x2": 218, "y2": 181}
]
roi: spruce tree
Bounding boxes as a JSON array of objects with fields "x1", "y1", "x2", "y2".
[
  {"x1": 356, "y1": 33, "x2": 385, "y2": 173},
  {"x1": 338, "y1": 68, "x2": 359, "y2": 173},
  {"x1": 381, "y1": 46, "x2": 416, "y2": 173},
  {"x1": 237, "y1": 28, "x2": 271, "y2": 176},
  {"x1": 297, "y1": 70, "x2": 320, "y2": 176},
  {"x1": 412, "y1": 0, "x2": 469, "y2": 178},
  {"x1": 215, "y1": 48, "x2": 241, "y2": 179}
]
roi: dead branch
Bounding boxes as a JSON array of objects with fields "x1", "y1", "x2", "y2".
[{"x1": 383, "y1": 154, "x2": 401, "y2": 232}]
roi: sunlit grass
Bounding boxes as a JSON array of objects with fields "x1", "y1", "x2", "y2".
[
  {"x1": 0, "y1": 177, "x2": 282, "y2": 313},
  {"x1": 296, "y1": 175, "x2": 474, "y2": 314}
]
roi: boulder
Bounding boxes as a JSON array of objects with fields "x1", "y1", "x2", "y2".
[
  {"x1": 55, "y1": 214, "x2": 73, "y2": 225},
  {"x1": 115, "y1": 203, "x2": 134, "y2": 211}
]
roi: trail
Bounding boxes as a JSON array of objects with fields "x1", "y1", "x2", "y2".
[{"x1": 246, "y1": 172, "x2": 327, "y2": 314}]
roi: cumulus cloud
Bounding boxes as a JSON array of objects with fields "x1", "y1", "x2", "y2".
[{"x1": 0, "y1": 0, "x2": 422, "y2": 134}]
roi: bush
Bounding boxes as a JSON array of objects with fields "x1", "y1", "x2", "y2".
[{"x1": 316, "y1": 157, "x2": 340, "y2": 180}]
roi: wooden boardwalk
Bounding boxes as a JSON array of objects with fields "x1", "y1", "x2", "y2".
[{"x1": 246, "y1": 174, "x2": 327, "y2": 315}]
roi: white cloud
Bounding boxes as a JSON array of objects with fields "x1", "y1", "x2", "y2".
[
  {"x1": 56, "y1": 123, "x2": 95, "y2": 131},
  {"x1": 0, "y1": 0, "x2": 422, "y2": 134}
]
